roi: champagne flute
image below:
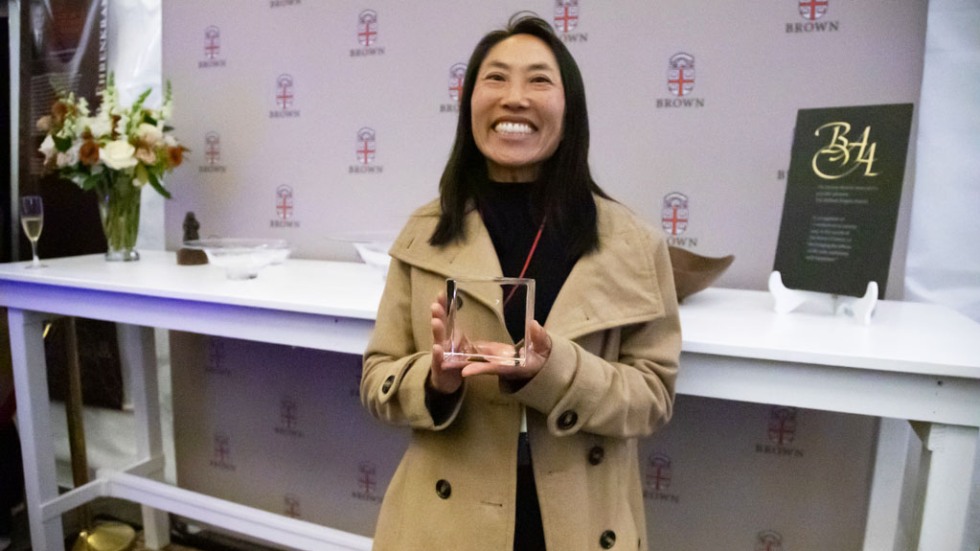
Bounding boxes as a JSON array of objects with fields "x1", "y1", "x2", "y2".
[{"x1": 20, "y1": 195, "x2": 46, "y2": 268}]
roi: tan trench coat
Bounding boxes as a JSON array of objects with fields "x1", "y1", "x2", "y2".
[{"x1": 361, "y1": 195, "x2": 681, "y2": 551}]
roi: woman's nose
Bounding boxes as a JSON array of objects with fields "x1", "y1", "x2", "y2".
[{"x1": 501, "y1": 82, "x2": 530, "y2": 108}]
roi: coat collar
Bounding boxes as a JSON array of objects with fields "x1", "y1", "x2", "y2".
[{"x1": 390, "y1": 198, "x2": 666, "y2": 340}]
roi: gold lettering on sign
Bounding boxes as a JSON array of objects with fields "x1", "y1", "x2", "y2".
[{"x1": 811, "y1": 122, "x2": 880, "y2": 180}]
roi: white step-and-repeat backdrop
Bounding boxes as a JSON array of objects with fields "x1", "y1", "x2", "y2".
[{"x1": 160, "y1": 1, "x2": 926, "y2": 549}]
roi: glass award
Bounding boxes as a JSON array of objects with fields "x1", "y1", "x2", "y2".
[{"x1": 444, "y1": 277, "x2": 535, "y2": 367}]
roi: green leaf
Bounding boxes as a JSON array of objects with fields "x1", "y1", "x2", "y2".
[
  {"x1": 54, "y1": 135, "x2": 73, "y2": 152},
  {"x1": 147, "y1": 170, "x2": 172, "y2": 199},
  {"x1": 131, "y1": 88, "x2": 153, "y2": 114},
  {"x1": 81, "y1": 172, "x2": 103, "y2": 192}
]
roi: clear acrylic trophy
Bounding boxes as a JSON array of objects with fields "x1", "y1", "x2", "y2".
[{"x1": 444, "y1": 277, "x2": 535, "y2": 366}]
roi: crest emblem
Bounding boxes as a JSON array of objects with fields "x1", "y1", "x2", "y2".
[
  {"x1": 212, "y1": 432, "x2": 231, "y2": 464},
  {"x1": 204, "y1": 26, "x2": 221, "y2": 60},
  {"x1": 798, "y1": 0, "x2": 828, "y2": 21},
  {"x1": 554, "y1": 0, "x2": 579, "y2": 33},
  {"x1": 646, "y1": 453, "x2": 672, "y2": 492},
  {"x1": 357, "y1": 10, "x2": 378, "y2": 47},
  {"x1": 276, "y1": 185, "x2": 294, "y2": 220},
  {"x1": 358, "y1": 461, "x2": 378, "y2": 496},
  {"x1": 768, "y1": 406, "x2": 797, "y2": 445},
  {"x1": 206, "y1": 338, "x2": 226, "y2": 372},
  {"x1": 661, "y1": 192, "x2": 689, "y2": 236},
  {"x1": 756, "y1": 530, "x2": 784, "y2": 551},
  {"x1": 356, "y1": 128, "x2": 377, "y2": 165},
  {"x1": 204, "y1": 132, "x2": 220, "y2": 165},
  {"x1": 448, "y1": 63, "x2": 467, "y2": 103},
  {"x1": 279, "y1": 396, "x2": 298, "y2": 429},
  {"x1": 275, "y1": 74, "x2": 295, "y2": 110},
  {"x1": 284, "y1": 494, "x2": 301, "y2": 518},
  {"x1": 667, "y1": 53, "x2": 695, "y2": 97}
]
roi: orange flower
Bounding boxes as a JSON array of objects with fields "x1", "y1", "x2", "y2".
[
  {"x1": 51, "y1": 100, "x2": 69, "y2": 123},
  {"x1": 166, "y1": 145, "x2": 185, "y2": 168},
  {"x1": 79, "y1": 139, "x2": 100, "y2": 166}
]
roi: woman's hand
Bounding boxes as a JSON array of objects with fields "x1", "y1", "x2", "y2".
[
  {"x1": 460, "y1": 320, "x2": 552, "y2": 382},
  {"x1": 430, "y1": 293, "x2": 465, "y2": 394},
  {"x1": 430, "y1": 292, "x2": 553, "y2": 391}
]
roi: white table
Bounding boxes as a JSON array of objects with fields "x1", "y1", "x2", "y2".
[
  {"x1": 0, "y1": 252, "x2": 380, "y2": 550},
  {"x1": 1, "y1": 252, "x2": 978, "y2": 550},
  {"x1": 677, "y1": 288, "x2": 980, "y2": 550}
]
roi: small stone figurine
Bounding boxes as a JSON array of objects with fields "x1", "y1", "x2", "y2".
[{"x1": 177, "y1": 211, "x2": 208, "y2": 265}]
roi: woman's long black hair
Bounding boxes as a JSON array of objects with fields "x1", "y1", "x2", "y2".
[{"x1": 428, "y1": 13, "x2": 610, "y2": 257}]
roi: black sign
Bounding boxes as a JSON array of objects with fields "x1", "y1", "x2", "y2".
[{"x1": 773, "y1": 103, "x2": 914, "y2": 298}]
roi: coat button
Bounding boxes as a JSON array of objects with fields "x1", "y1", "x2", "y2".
[
  {"x1": 381, "y1": 375, "x2": 395, "y2": 394},
  {"x1": 599, "y1": 530, "x2": 616, "y2": 549},
  {"x1": 435, "y1": 479, "x2": 452, "y2": 499},
  {"x1": 557, "y1": 410, "x2": 578, "y2": 430},
  {"x1": 588, "y1": 445, "x2": 605, "y2": 465}
]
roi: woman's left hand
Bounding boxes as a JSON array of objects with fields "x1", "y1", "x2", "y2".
[{"x1": 461, "y1": 320, "x2": 552, "y2": 381}]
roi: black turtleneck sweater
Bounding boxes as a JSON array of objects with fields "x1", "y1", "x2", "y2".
[{"x1": 477, "y1": 183, "x2": 579, "y2": 342}]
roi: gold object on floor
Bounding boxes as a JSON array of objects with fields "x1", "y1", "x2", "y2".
[{"x1": 73, "y1": 522, "x2": 137, "y2": 551}]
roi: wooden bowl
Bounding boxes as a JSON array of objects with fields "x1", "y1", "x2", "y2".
[{"x1": 668, "y1": 246, "x2": 735, "y2": 302}]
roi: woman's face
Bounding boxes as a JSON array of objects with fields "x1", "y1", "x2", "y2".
[{"x1": 471, "y1": 34, "x2": 565, "y2": 183}]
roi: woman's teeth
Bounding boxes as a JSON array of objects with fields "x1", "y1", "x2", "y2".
[{"x1": 495, "y1": 122, "x2": 533, "y2": 134}]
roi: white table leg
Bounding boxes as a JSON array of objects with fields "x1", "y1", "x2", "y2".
[
  {"x1": 864, "y1": 418, "x2": 920, "y2": 551},
  {"x1": 8, "y1": 308, "x2": 65, "y2": 550},
  {"x1": 117, "y1": 323, "x2": 171, "y2": 549},
  {"x1": 915, "y1": 423, "x2": 979, "y2": 551}
]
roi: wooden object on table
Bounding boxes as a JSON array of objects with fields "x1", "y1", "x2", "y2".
[{"x1": 176, "y1": 212, "x2": 207, "y2": 266}]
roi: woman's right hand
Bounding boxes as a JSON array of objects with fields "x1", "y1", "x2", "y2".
[{"x1": 430, "y1": 292, "x2": 464, "y2": 394}]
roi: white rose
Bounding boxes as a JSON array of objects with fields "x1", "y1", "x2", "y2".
[
  {"x1": 101, "y1": 140, "x2": 138, "y2": 170},
  {"x1": 136, "y1": 123, "x2": 164, "y2": 146},
  {"x1": 86, "y1": 115, "x2": 112, "y2": 139}
]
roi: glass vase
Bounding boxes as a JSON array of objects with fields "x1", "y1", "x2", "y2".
[{"x1": 97, "y1": 173, "x2": 142, "y2": 261}]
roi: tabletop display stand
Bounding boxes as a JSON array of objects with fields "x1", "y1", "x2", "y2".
[
  {"x1": 1, "y1": 252, "x2": 978, "y2": 551},
  {"x1": 768, "y1": 271, "x2": 879, "y2": 325}
]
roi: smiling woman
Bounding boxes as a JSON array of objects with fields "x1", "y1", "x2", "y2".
[
  {"x1": 470, "y1": 34, "x2": 566, "y2": 183},
  {"x1": 361, "y1": 12, "x2": 681, "y2": 551}
]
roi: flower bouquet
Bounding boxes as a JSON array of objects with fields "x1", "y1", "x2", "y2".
[{"x1": 37, "y1": 74, "x2": 186, "y2": 261}]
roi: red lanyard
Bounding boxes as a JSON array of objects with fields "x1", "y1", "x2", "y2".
[
  {"x1": 517, "y1": 219, "x2": 545, "y2": 279},
  {"x1": 504, "y1": 218, "x2": 545, "y2": 307}
]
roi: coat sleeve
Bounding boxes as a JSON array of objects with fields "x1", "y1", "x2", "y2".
[
  {"x1": 511, "y1": 232, "x2": 681, "y2": 439},
  {"x1": 361, "y1": 257, "x2": 463, "y2": 430}
]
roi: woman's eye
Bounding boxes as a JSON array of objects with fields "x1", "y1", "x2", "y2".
[{"x1": 484, "y1": 73, "x2": 505, "y2": 81}]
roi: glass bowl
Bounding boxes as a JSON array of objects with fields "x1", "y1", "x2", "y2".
[
  {"x1": 184, "y1": 238, "x2": 291, "y2": 280},
  {"x1": 352, "y1": 242, "x2": 391, "y2": 273},
  {"x1": 326, "y1": 232, "x2": 394, "y2": 276}
]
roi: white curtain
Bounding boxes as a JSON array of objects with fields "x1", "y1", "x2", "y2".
[
  {"x1": 904, "y1": 0, "x2": 980, "y2": 546},
  {"x1": 904, "y1": 0, "x2": 980, "y2": 324}
]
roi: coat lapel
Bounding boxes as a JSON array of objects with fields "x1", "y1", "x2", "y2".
[
  {"x1": 390, "y1": 202, "x2": 503, "y2": 281},
  {"x1": 545, "y1": 201, "x2": 666, "y2": 340}
]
